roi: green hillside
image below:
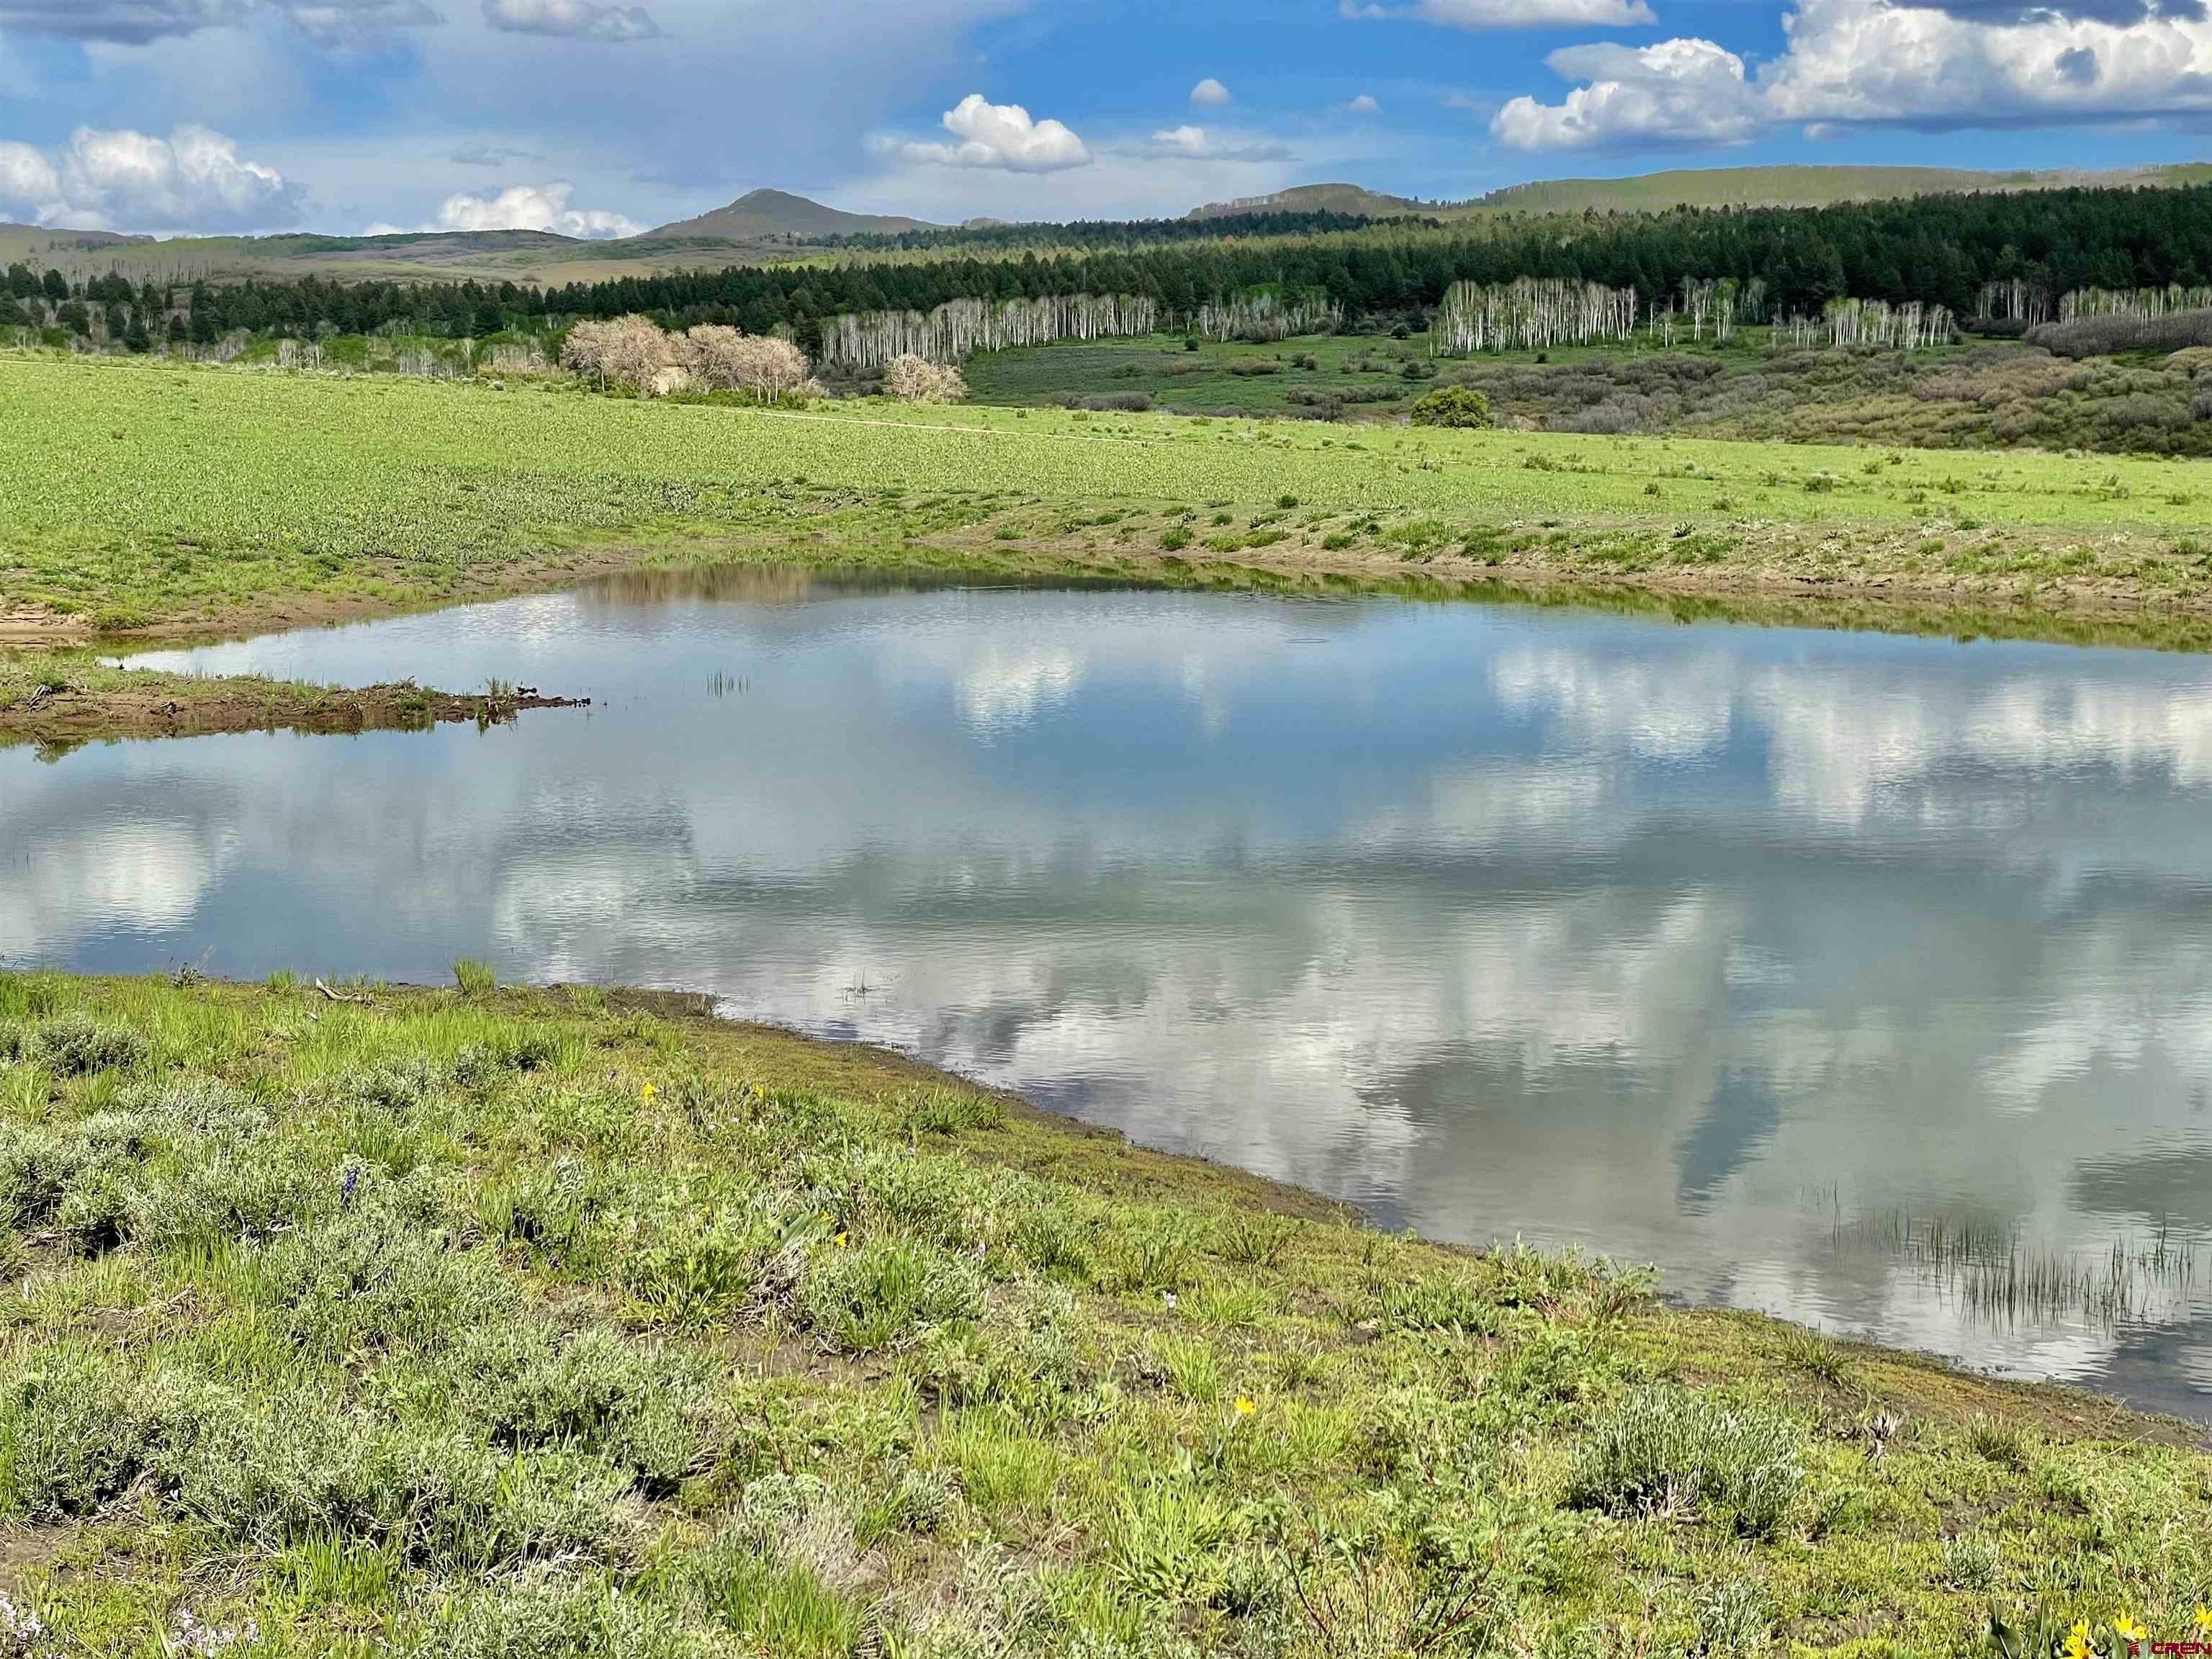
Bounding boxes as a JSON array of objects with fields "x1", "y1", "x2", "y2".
[{"x1": 1187, "y1": 161, "x2": 2212, "y2": 223}]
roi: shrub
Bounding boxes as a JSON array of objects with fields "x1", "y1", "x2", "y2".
[
  {"x1": 267, "y1": 1198, "x2": 523, "y2": 1359},
  {"x1": 1569, "y1": 1385, "x2": 1805, "y2": 1539},
  {"x1": 0, "y1": 1346, "x2": 161, "y2": 1518},
  {"x1": 410, "y1": 1573, "x2": 706, "y2": 1659},
  {"x1": 884, "y1": 355, "x2": 968, "y2": 405},
  {"x1": 30, "y1": 1013, "x2": 145, "y2": 1076},
  {"x1": 1409, "y1": 387, "x2": 1493, "y2": 429},
  {"x1": 2028, "y1": 309, "x2": 2212, "y2": 359},
  {"x1": 413, "y1": 1323, "x2": 734, "y2": 1496},
  {"x1": 1073, "y1": 392, "x2": 1152, "y2": 413}
]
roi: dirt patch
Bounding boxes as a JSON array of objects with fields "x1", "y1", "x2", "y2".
[{"x1": 0, "y1": 1523, "x2": 69, "y2": 1595}]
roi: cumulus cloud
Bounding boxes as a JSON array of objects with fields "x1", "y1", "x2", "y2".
[
  {"x1": 893, "y1": 94, "x2": 1091, "y2": 172},
  {"x1": 1346, "y1": 92, "x2": 1384, "y2": 113},
  {"x1": 1766, "y1": 0, "x2": 2212, "y2": 125},
  {"x1": 431, "y1": 180, "x2": 637, "y2": 237},
  {"x1": 1494, "y1": 38, "x2": 1765, "y2": 148},
  {"x1": 1344, "y1": 0, "x2": 1658, "y2": 28},
  {"x1": 481, "y1": 0, "x2": 658, "y2": 40},
  {"x1": 0, "y1": 142, "x2": 60, "y2": 212},
  {"x1": 1191, "y1": 76, "x2": 1232, "y2": 105},
  {"x1": 0, "y1": 0, "x2": 439, "y2": 44},
  {"x1": 0, "y1": 125, "x2": 302, "y2": 231},
  {"x1": 1494, "y1": 0, "x2": 2212, "y2": 148}
]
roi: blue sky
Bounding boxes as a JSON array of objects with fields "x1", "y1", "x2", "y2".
[{"x1": 0, "y1": 0, "x2": 2208, "y2": 238}]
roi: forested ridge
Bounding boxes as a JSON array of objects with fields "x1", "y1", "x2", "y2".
[
  {"x1": 8, "y1": 184, "x2": 2212, "y2": 354},
  {"x1": 817, "y1": 207, "x2": 1440, "y2": 253}
]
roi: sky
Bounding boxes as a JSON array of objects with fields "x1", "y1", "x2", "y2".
[{"x1": 0, "y1": 0, "x2": 2208, "y2": 239}]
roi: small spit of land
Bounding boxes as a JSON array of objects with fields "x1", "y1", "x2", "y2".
[
  {"x1": 0, "y1": 972, "x2": 2203, "y2": 1655},
  {"x1": 0, "y1": 652, "x2": 583, "y2": 753},
  {"x1": 6, "y1": 354, "x2": 2212, "y2": 747}
]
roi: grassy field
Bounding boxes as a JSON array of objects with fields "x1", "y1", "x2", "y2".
[
  {"x1": 0, "y1": 971, "x2": 2203, "y2": 1656},
  {"x1": 6, "y1": 354, "x2": 2212, "y2": 639}
]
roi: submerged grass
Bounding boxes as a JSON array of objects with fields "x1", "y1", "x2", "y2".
[{"x1": 0, "y1": 972, "x2": 2204, "y2": 1655}]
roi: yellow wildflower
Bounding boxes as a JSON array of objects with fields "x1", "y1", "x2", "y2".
[
  {"x1": 2112, "y1": 1616, "x2": 2146, "y2": 1644},
  {"x1": 1233, "y1": 1396, "x2": 1256, "y2": 1417},
  {"x1": 2063, "y1": 1622, "x2": 2100, "y2": 1659},
  {"x1": 2196, "y1": 1607, "x2": 2212, "y2": 1634},
  {"x1": 639, "y1": 1082, "x2": 656, "y2": 1103},
  {"x1": 835, "y1": 1231, "x2": 850, "y2": 1249}
]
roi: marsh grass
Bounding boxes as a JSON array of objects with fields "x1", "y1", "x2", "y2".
[
  {"x1": 1829, "y1": 1203, "x2": 2204, "y2": 1328},
  {"x1": 0, "y1": 974, "x2": 2204, "y2": 1655}
]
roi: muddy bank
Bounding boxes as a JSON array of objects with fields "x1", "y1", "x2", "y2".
[{"x1": 0, "y1": 671, "x2": 587, "y2": 750}]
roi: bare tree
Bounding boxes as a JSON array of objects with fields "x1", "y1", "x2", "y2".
[
  {"x1": 884, "y1": 354, "x2": 970, "y2": 404},
  {"x1": 684, "y1": 327, "x2": 811, "y2": 399},
  {"x1": 562, "y1": 315, "x2": 675, "y2": 392},
  {"x1": 819, "y1": 295, "x2": 1158, "y2": 371}
]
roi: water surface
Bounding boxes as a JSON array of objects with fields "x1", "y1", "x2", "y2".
[{"x1": 8, "y1": 569, "x2": 2212, "y2": 1414}]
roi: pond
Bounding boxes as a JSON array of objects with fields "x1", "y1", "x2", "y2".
[{"x1": 8, "y1": 567, "x2": 2212, "y2": 1416}]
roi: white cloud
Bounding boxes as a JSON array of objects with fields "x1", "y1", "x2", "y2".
[
  {"x1": 1151, "y1": 123, "x2": 1211, "y2": 157},
  {"x1": 0, "y1": 124, "x2": 302, "y2": 230},
  {"x1": 1495, "y1": 0, "x2": 2212, "y2": 150},
  {"x1": 1767, "y1": 0, "x2": 2212, "y2": 126},
  {"x1": 1344, "y1": 0, "x2": 1658, "y2": 29},
  {"x1": 481, "y1": 0, "x2": 658, "y2": 40},
  {"x1": 0, "y1": 142, "x2": 60, "y2": 214},
  {"x1": 1493, "y1": 37, "x2": 1764, "y2": 148},
  {"x1": 0, "y1": 0, "x2": 440, "y2": 45},
  {"x1": 1191, "y1": 76, "x2": 1232, "y2": 105},
  {"x1": 432, "y1": 180, "x2": 637, "y2": 237},
  {"x1": 893, "y1": 93, "x2": 1092, "y2": 172},
  {"x1": 1347, "y1": 92, "x2": 1384, "y2": 113}
]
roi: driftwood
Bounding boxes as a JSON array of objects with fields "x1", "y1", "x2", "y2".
[{"x1": 313, "y1": 979, "x2": 372, "y2": 1006}]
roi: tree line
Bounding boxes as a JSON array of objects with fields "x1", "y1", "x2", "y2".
[{"x1": 8, "y1": 184, "x2": 2212, "y2": 357}]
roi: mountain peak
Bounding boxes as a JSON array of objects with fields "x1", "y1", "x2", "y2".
[{"x1": 642, "y1": 189, "x2": 940, "y2": 244}]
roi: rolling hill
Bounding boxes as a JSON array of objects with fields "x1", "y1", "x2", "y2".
[
  {"x1": 1186, "y1": 183, "x2": 1444, "y2": 221},
  {"x1": 14, "y1": 163, "x2": 2212, "y2": 292},
  {"x1": 0, "y1": 192, "x2": 939, "y2": 287},
  {"x1": 643, "y1": 189, "x2": 938, "y2": 243},
  {"x1": 1187, "y1": 161, "x2": 2212, "y2": 222}
]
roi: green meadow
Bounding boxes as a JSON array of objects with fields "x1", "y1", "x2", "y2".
[{"x1": 5, "y1": 355, "x2": 2211, "y2": 637}]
